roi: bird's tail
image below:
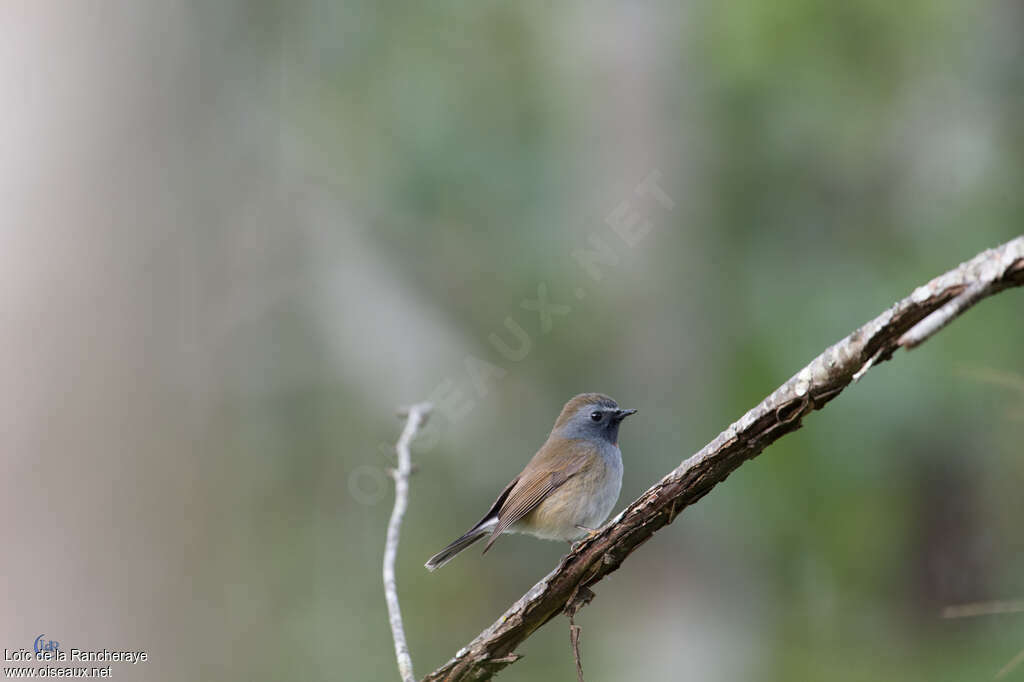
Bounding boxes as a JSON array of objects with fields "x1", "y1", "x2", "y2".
[{"x1": 424, "y1": 518, "x2": 496, "y2": 572}]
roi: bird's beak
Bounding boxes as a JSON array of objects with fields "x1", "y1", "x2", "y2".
[{"x1": 614, "y1": 408, "x2": 637, "y2": 421}]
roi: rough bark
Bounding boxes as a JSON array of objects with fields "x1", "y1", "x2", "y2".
[{"x1": 422, "y1": 237, "x2": 1024, "y2": 682}]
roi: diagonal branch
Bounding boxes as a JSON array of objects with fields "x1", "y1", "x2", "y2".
[
  {"x1": 385, "y1": 402, "x2": 432, "y2": 682},
  {"x1": 422, "y1": 236, "x2": 1024, "y2": 682}
]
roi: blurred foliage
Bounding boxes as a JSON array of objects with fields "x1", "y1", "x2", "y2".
[
  {"x1": 194, "y1": 1, "x2": 1024, "y2": 679},
  {"x1": 9, "y1": 1, "x2": 1024, "y2": 681}
]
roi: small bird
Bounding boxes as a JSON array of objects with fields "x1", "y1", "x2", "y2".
[{"x1": 425, "y1": 393, "x2": 636, "y2": 571}]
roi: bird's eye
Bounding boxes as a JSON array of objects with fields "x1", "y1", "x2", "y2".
[{"x1": 590, "y1": 411, "x2": 602, "y2": 422}]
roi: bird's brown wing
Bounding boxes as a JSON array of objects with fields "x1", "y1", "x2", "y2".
[{"x1": 483, "y1": 445, "x2": 590, "y2": 552}]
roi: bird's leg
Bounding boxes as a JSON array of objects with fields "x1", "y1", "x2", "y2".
[{"x1": 569, "y1": 525, "x2": 601, "y2": 552}]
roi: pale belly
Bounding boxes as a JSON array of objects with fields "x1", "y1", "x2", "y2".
[{"x1": 513, "y1": 452, "x2": 623, "y2": 541}]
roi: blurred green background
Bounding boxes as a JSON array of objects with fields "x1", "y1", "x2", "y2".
[{"x1": 3, "y1": 1, "x2": 1023, "y2": 681}]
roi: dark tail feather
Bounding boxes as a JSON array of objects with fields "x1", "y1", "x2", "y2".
[{"x1": 425, "y1": 524, "x2": 491, "y2": 572}]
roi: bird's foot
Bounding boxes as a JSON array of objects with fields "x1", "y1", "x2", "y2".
[{"x1": 569, "y1": 525, "x2": 601, "y2": 552}]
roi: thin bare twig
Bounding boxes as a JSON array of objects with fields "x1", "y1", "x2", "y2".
[
  {"x1": 384, "y1": 402, "x2": 432, "y2": 682},
  {"x1": 898, "y1": 279, "x2": 989, "y2": 348},
  {"x1": 942, "y1": 600, "x2": 1024, "y2": 619},
  {"x1": 943, "y1": 598, "x2": 1024, "y2": 680},
  {"x1": 996, "y1": 647, "x2": 1024, "y2": 679},
  {"x1": 422, "y1": 236, "x2": 1024, "y2": 681},
  {"x1": 565, "y1": 583, "x2": 594, "y2": 682},
  {"x1": 569, "y1": 623, "x2": 583, "y2": 682}
]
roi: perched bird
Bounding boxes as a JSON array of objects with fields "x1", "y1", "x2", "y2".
[{"x1": 425, "y1": 393, "x2": 636, "y2": 571}]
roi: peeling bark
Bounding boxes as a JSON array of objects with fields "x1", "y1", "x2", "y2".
[{"x1": 422, "y1": 237, "x2": 1024, "y2": 682}]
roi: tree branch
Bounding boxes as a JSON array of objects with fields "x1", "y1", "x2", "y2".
[
  {"x1": 385, "y1": 402, "x2": 432, "y2": 682},
  {"x1": 422, "y1": 236, "x2": 1024, "y2": 681}
]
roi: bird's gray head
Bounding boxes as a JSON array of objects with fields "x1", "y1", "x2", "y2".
[{"x1": 551, "y1": 392, "x2": 637, "y2": 445}]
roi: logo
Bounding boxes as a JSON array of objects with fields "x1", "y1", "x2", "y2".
[{"x1": 33, "y1": 635, "x2": 59, "y2": 655}]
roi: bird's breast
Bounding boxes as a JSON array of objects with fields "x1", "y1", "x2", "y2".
[{"x1": 519, "y1": 445, "x2": 623, "y2": 541}]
